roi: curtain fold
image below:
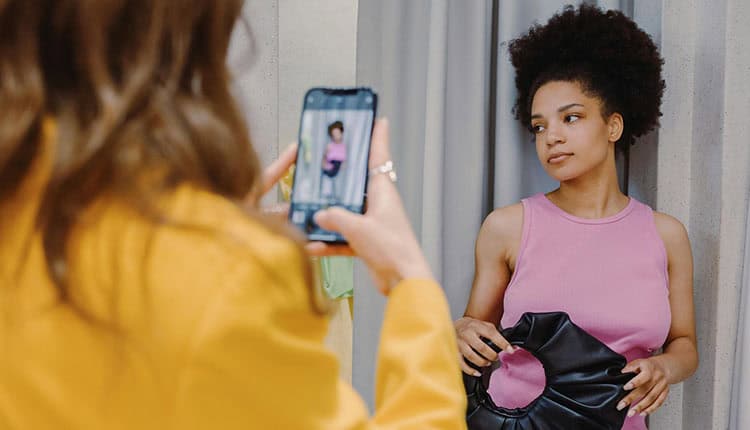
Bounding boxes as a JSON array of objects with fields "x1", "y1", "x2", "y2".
[{"x1": 354, "y1": 0, "x2": 492, "y2": 409}]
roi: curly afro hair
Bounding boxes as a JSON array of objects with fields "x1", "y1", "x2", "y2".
[
  {"x1": 327, "y1": 120, "x2": 344, "y2": 137},
  {"x1": 508, "y1": 4, "x2": 664, "y2": 151}
]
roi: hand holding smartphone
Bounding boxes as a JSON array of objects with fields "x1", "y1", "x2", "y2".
[
  {"x1": 305, "y1": 118, "x2": 435, "y2": 294},
  {"x1": 288, "y1": 87, "x2": 377, "y2": 243}
]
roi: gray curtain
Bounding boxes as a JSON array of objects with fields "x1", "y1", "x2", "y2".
[
  {"x1": 354, "y1": 0, "x2": 493, "y2": 409},
  {"x1": 354, "y1": 0, "x2": 750, "y2": 428},
  {"x1": 356, "y1": 0, "x2": 492, "y2": 317}
]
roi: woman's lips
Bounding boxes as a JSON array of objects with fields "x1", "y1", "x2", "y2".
[{"x1": 548, "y1": 153, "x2": 572, "y2": 164}]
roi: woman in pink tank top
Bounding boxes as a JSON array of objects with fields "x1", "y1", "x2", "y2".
[{"x1": 455, "y1": 6, "x2": 698, "y2": 429}]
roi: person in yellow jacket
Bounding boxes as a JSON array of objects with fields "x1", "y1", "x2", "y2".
[{"x1": 0, "y1": 1, "x2": 466, "y2": 429}]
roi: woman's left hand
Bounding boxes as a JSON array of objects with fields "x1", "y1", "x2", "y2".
[
  {"x1": 260, "y1": 144, "x2": 298, "y2": 196},
  {"x1": 618, "y1": 357, "x2": 670, "y2": 418}
]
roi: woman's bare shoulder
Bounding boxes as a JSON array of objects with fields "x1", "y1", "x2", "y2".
[
  {"x1": 652, "y1": 211, "x2": 691, "y2": 261},
  {"x1": 652, "y1": 212, "x2": 689, "y2": 244},
  {"x1": 475, "y1": 202, "x2": 524, "y2": 265},
  {"x1": 481, "y1": 202, "x2": 524, "y2": 241}
]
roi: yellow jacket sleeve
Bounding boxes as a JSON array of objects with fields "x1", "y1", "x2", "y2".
[{"x1": 170, "y1": 239, "x2": 466, "y2": 429}]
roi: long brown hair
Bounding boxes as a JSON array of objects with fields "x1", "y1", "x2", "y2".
[{"x1": 0, "y1": 1, "x2": 320, "y2": 312}]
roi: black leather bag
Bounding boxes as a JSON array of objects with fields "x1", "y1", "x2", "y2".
[{"x1": 464, "y1": 312, "x2": 636, "y2": 430}]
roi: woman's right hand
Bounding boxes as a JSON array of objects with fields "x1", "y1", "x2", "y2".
[
  {"x1": 455, "y1": 316, "x2": 515, "y2": 376},
  {"x1": 306, "y1": 118, "x2": 433, "y2": 295}
]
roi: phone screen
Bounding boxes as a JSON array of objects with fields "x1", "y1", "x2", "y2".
[{"x1": 289, "y1": 87, "x2": 377, "y2": 242}]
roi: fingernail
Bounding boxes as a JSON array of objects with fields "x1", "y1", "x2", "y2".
[
  {"x1": 474, "y1": 371, "x2": 481, "y2": 377},
  {"x1": 505, "y1": 347, "x2": 514, "y2": 354},
  {"x1": 624, "y1": 383, "x2": 633, "y2": 390},
  {"x1": 627, "y1": 409, "x2": 636, "y2": 418},
  {"x1": 616, "y1": 402, "x2": 626, "y2": 411},
  {"x1": 640, "y1": 412, "x2": 647, "y2": 417}
]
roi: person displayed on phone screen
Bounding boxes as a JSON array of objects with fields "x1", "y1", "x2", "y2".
[{"x1": 321, "y1": 120, "x2": 346, "y2": 202}]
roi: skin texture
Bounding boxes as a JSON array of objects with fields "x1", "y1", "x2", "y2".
[{"x1": 455, "y1": 80, "x2": 698, "y2": 417}]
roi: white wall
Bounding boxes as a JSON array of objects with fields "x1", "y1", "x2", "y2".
[
  {"x1": 278, "y1": 1, "x2": 358, "y2": 148},
  {"x1": 229, "y1": 1, "x2": 279, "y2": 175}
]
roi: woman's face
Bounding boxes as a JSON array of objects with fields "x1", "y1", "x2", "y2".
[
  {"x1": 331, "y1": 128, "x2": 343, "y2": 142},
  {"x1": 530, "y1": 80, "x2": 621, "y2": 182}
]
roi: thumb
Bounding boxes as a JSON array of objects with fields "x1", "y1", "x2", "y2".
[{"x1": 314, "y1": 207, "x2": 364, "y2": 237}]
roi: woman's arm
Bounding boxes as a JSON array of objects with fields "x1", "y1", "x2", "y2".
[
  {"x1": 654, "y1": 212, "x2": 699, "y2": 382},
  {"x1": 455, "y1": 204, "x2": 523, "y2": 375},
  {"x1": 373, "y1": 279, "x2": 468, "y2": 429},
  {"x1": 170, "y1": 240, "x2": 465, "y2": 430},
  {"x1": 172, "y1": 117, "x2": 465, "y2": 429},
  {"x1": 464, "y1": 204, "x2": 522, "y2": 323},
  {"x1": 618, "y1": 212, "x2": 699, "y2": 417}
]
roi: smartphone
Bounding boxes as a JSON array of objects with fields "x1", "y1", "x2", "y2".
[{"x1": 288, "y1": 87, "x2": 378, "y2": 243}]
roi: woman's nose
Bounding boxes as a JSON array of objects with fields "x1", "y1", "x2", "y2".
[{"x1": 545, "y1": 122, "x2": 565, "y2": 146}]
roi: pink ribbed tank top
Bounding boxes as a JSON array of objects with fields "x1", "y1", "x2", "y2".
[{"x1": 488, "y1": 192, "x2": 671, "y2": 430}]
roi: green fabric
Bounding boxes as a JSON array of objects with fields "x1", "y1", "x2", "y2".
[
  {"x1": 300, "y1": 135, "x2": 313, "y2": 165},
  {"x1": 320, "y1": 256, "x2": 354, "y2": 299}
]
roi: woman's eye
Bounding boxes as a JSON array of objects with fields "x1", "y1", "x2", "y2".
[
  {"x1": 531, "y1": 124, "x2": 545, "y2": 133},
  {"x1": 565, "y1": 114, "x2": 580, "y2": 123}
]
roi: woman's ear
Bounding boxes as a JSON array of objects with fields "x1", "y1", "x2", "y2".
[{"x1": 607, "y1": 113, "x2": 624, "y2": 143}]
